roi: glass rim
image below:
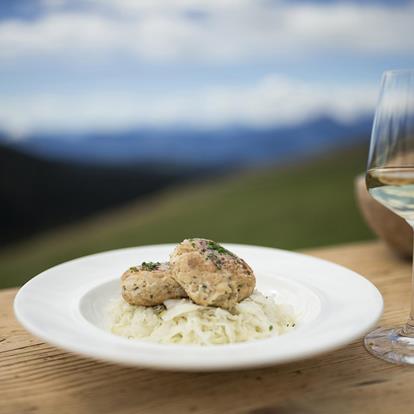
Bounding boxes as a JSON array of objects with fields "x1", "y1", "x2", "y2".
[{"x1": 383, "y1": 68, "x2": 414, "y2": 76}]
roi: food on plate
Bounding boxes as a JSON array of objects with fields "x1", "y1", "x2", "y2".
[
  {"x1": 170, "y1": 238, "x2": 255, "y2": 310},
  {"x1": 121, "y1": 262, "x2": 187, "y2": 306},
  {"x1": 109, "y1": 238, "x2": 296, "y2": 345},
  {"x1": 108, "y1": 291, "x2": 296, "y2": 345}
]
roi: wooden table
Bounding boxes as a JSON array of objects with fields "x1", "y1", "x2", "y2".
[{"x1": 1, "y1": 240, "x2": 413, "y2": 414}]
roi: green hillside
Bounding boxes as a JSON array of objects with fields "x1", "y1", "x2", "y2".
[{"x1": 0, "y1": 147, "x2": 374, "y2": 288}]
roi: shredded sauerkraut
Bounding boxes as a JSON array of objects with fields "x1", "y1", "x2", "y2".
[{"x1": 107, "y1": 290, "x2": 296, "y2": 345}]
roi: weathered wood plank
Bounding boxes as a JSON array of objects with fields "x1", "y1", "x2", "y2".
[{"x1": 1, "y1": 240, "x2": 412, "y2": 414}]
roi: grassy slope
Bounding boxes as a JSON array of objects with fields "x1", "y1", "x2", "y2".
[{"x1": 0, "y1": 147, "x2": 374, "y2": 288}]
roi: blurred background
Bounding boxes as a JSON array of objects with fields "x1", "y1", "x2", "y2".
[{"x1": 1, "y1": 0, "x2": 414, "y2": 288}]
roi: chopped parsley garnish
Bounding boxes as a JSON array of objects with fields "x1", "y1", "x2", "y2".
[
  {"x1": 207, "y1": 241, "x2": 234, "y2": 256},
  {"x1": 141, "y1": 261, "x2": 161, "y2": 271},
  {"x1": 203, "y1": 240, "x2": 235, "y2": 269}
]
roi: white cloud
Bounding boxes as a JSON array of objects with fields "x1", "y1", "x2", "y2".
[
  {"x1": 0, "y1": 74, "x2": 377, "y2": 137},
  {"x1": 0, "y1": 0, "x2": 414, "y2": 63}
]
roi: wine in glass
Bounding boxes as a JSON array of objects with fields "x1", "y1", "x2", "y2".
[{"x1": 365, "y1": 69, "x2": 414, "y2": 364}]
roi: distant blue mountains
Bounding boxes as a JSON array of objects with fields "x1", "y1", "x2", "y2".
[{"x1": 1, "y1": 115, "x2": 372, "y2": 167}]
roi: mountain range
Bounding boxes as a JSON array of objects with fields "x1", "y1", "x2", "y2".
[{"x1": 1, "y1": 116, "x2": 373, "y2": 166}]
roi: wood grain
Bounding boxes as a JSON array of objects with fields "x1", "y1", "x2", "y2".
[{"x1": 1, "y1": 240, "x2": 413, "y2": 414}]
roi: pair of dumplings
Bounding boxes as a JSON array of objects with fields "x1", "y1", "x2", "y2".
[{"x1": 121, "y1": 238, "x2": 256, "y2": 310}]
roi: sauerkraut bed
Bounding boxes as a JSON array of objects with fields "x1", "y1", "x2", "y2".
[{"x1": 107, "y1": 291, "x2": 296, "y2": 345}]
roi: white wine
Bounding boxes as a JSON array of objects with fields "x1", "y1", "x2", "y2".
[{"x1": 367, "y1": 167, "x2": 414, "y2": 222}]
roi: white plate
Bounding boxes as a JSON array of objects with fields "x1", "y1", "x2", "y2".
[{"x1": 14, "y1": 244, "x2": 383, "y2": 371}]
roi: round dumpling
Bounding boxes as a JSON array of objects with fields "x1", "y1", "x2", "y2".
[
  {"x1": 121, "y1": 261, "x2": 187, "y2": 306},
  {"x1": 170, "y1": 238, "x2": 255, "y2": 310}
]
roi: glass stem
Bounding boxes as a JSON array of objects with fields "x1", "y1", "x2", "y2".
[{"x1": 403, "y1": 228, "x2": 414, "y2": 336}]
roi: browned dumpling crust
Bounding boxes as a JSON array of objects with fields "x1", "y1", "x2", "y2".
[
  {"x1": 121, "y1": 262, "x2": 187, "y2": 306},
  {"x1": 170, "y1": 239, "x2": 256, "y2": 310}
]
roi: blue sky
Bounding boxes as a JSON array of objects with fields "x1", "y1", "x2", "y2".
[{"x1": 0, "y1": 0, "x2": 414, "y2": 137}]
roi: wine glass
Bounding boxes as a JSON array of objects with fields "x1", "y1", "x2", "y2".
[{"x1": 365, "y1": 69, "x2": 414, "y2": 364}]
